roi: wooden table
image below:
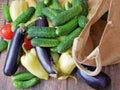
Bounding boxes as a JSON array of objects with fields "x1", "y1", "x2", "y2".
[{"x1": 0, "y1": 0, "x2": 120, "y2": 90}]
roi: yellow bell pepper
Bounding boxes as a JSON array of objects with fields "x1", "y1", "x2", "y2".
[
  {"x1": 21, "y1": 48, "x2": 49, "y2": 80},
  {"x1": 25, "y1": 0, "x2": 37, "y2": 8},
  {"x1": 10, "y1": 0, "x2": 28, "y2": 21},
  {"x1": 58, "y1": 51, "x2": 76, "y2": 75}
]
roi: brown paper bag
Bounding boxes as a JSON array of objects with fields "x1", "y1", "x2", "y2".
[{"x1": 72, "y1": 0, "x2": 120, "y2": 76}]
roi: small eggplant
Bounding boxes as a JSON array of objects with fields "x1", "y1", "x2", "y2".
[
  {"x1": 74, "y1": 66, "x2": 111, "y2": 89},
  {"x1": 4, "y1": 27, "x2": 26, "y2": 76},
  {"x1": 34, "y1": 17, "x2": 56, "y2": 75}
]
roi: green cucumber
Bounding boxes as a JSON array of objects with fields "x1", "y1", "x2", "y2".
[
  {"x1": 0, "y1": 40, "x2": 8, "y2": 52},
  {"x1": 52, "y1": 0, "x2": 62, "y2": 10},
  {"x1": 12, "y1": 7, "x2": 35, "y2": 32},
  {"x1": 72, "y1": 0, "x2": 88, "y2": 16},
  {"x1": 2, "y1": 4, "x2": 12, "y2": 22},
  {"x1": 27, "y1": 26, "x2": 57, "y2": 38},
  {"x1": 35, "y1": 1, "x2": 45, "y2": 18},
  {"x1": 56, "y1": 27, "x2": 83, "y2": 53},
  {"x1": 56, "y1": 17, "x2": 78, "y2": 36},
  {"x1": 13, "y1": 77, "x2": 39, "y2": 89},
  {"x1": 12, "y1": 71, "x2": 35, "y2": 81},
  {"x1": 42, "y1": 7, "x2": 62, "y2": 21},
  {"x1": 78, "y1": 16, "x2": 88, "y2": 28},
  {"x1": 52, "y1": 5, "x2": 82, "y2": 26},
  {"x1": 31, "y1": 38, "x2": 59, "y2": 47}
]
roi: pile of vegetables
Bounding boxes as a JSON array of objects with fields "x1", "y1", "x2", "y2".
[{"x1": 0, "y1": 0, "x2": 111, "y2": 89}]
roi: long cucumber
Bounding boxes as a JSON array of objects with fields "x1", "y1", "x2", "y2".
[
  {"x1": 35, "y1": 1, "x2": 45, "y2": 18},
  {"x1": 72, "y1": 0, "x2": 88, "y2": 16},
  {"x1": 56, "y1": 17, "x2": 78, "y2": 36},
  {"x1": 27, "y1": 26, "x2": 57, "y2": 38},
  {"x1": 12, "y1": 7, "x2": 35, "y2": 32},
  {"x1": 51, "y1": 5, "x2": 82, "y2": 26},
  {"x1": 2, "y1": 4, "x2": 12, "y2": 22},
  {"x1": 31, "y1": 38, "x2": 59, "y2": 47},
  {"x1": 56, "y1": 27, "x2": 83, "y2": 53}
]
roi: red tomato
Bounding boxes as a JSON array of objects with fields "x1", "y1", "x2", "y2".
[
  {"x1": 24, "y1": 39, "x2": 33, "y2": 51},
  {"x1": 0, "y1": 23, "x2": 14, "y2": 40}
]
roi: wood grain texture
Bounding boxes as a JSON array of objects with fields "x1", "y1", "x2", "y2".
[{"x1": 0, "y1": 0, "x2": 120, "y2": 90}]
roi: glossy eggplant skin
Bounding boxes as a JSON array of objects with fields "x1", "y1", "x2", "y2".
[
  {"x1": 35, "y1": 16, "x2": 48, "y2": 26},
  {"x1": 74, "y1": 66, "x2": 111, "y2": 89},
  {"x1": 4, "y1": 28, "x2": 25, "y2": 76},
  {"x1": 34, "y1": 17, "x2": 56, "y2": 74}
]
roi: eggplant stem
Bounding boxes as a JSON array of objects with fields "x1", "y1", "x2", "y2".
[
  {"x1": 25, "y1": 17, "x2": 42, "y2": 27},
  {"x1": 22, "y1": 44, "x2": 28, "y2": 54}
]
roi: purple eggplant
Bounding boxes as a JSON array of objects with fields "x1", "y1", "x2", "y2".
[
  {"x1": 4, "y1": 27, "x2": 26, "y2": 76},
  {"x1": 34, "y1": 17, "x2": 56, "y2": 75},
  {"x1": 74, "y1": 66, "x2": 111, "y2": 89}
]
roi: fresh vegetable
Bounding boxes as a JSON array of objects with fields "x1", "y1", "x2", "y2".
[
  {"x1": 51, "y1": 5, "x2": 82, "y2": 26},
  {"x1": 21, "y1": 48, "x2": 49, "y2": 80},
  {"x1": 78, "y1": 16, "x2": 88, "y2": 28},
  {"x1": 25, "y1": 0, "x2": 36, "y2": 8},
  {"x1": 74, "y1": 66, "x2": 111, "y2": 89},
  {"x1": 64, "y1": 1, "x2": 72, "y2": 10},
  {"x1": 0, "y1": 23, "x2": 14, "y2": 40},
  {"x1": 31, "y1": 38, "x2": 59, "y2": 47},
  {"x1": 10, "y1": 0, "x2": 28, "y2": 21},
  {"x1": 4, "y1": 27, "x2": 25, "y2": 76},
  {"x1": 72, "y1": 0, "x2": 88, "y2": 16},
  {"x1": 27, "y1": 26, "x2": 57, "y2": 38},
  {"x1": 23, "y1": 39, "x2": 33, "y2": 51},
  {"x1": 56, "y1": 17, "x2": 78, "y2": 36},
  {"x1": 34, "y1": 1, "x2": 45, "y2": 18},
  {"x1": 12, "y1": 71, "x2": 35, "y2": 81},
  {"x1": 34, "y1": 17, "x2": 56, "y2": 76},
  {"x1": 51, "y1": 0, "x2": 62, "y2": 10},
  {"x1": 12, "y1": 7, "x2": 35, "y2": 32},
  {"x1": 58, "y1": 51, "x2": 76, "y2": 75},
  {"x1": 42, "y1": 7, "x2": 61, "y2": 21},
  {"x1": 56, "y1": 27, "x2": 83, "y2": 53},
  {"x1": 13, "y1": 77, "x2": 39, "y2": 89},
  {"x1": 35, "y1": 47, "x2": 56, "y2": 76},
  {"x1": 35, "y1": 16, "x2": 48, "y2": 26},
  {"x1": 2, "y1": 4, "x2": 12, "y2": 22},
  {"x1": 0, "y1": 40, "x2": 8, "y2": 52}
]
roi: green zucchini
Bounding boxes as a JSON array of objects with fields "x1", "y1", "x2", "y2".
[
  {"x1": 56, "y1": 17, "x2": 78, "y2": 36},
  {"x1": 72, "y1": 0, "x2": 88, "y2": 16},
  {"x1": 31, "y1": 38, "x2": 59, "y2": 47},
  {"x1": 0, "y1": 40, "x2": 8, "y2": 52},
  {"x1": 35, "y1": 1, "x2": 45, "y2": 18},
  {"x1": 12, "y1": 7, "x2": 35, "y2": 32},
  {"x1": 27, "y1": 26, "x2": 57, "y2": 38},
  {"x1": 12, "y1": 71, "x2": 35, "y2": 81},
  {"x1": 52, "y1": 5, "x2": 82, "y2": 26},
  {"x1": 78, "y1": 16, "x2": 88, "y2": 28},
  {"x1": 56, "y1": 27, "x2": 83, "y2": 53},
  {"x1": 2, "y1": 4, "x2": 12, "y2": 22},
  {"x1": 52, "y1": 0, "x2": 62, "y2": 10}
]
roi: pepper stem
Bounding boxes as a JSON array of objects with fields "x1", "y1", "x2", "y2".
[{"x1": 22, "y1": 44, "x2": 28, "y2": 54}]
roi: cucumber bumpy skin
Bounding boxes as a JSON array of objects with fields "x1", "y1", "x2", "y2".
[
  {"x1": 12, "y1": 7, "x2": 35, "y2": 32},
  {"x1": 51, "y1": 5, "x2": 82, "y2": 26},
  {"x1": 31, "y1": 38, "x2": 60, "y2": 47},
  {"x1": 56, "y1": 27, "x2": 83, "y2": 53},
  {"x1": 27, "y1": 26, "x2": 58, "y2": 38}
]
